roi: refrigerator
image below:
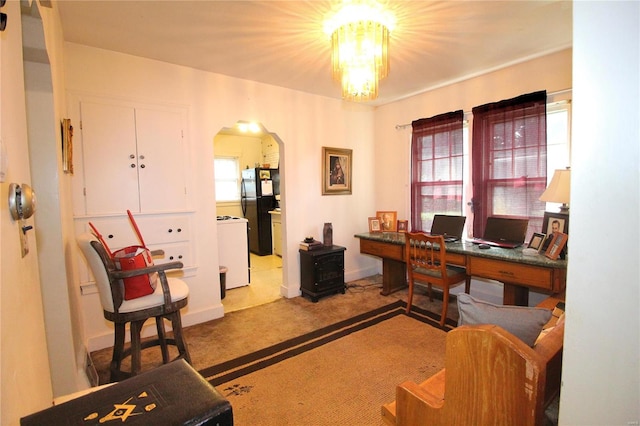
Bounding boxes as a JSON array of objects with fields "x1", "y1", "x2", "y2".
[{"x1": 241, "y1": 168, "x2": 280, "y2": 256}]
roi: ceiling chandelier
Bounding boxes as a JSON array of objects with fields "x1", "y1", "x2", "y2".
[{"x1": 324, "y1": 1, "x2": 395, "y2": 102}]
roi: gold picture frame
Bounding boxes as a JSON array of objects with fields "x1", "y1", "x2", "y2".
[
  {"x1": 61, "y1": 118, "x2": 74, "y2": 174},
  {"x1": 377, "y1": 211, "x2": 397, "y2": 232},
  {"x1": 322, "y1": 147, "x2": 352, "y2": 195}
]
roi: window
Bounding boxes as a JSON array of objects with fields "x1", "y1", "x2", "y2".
[
  {"x1": 214, "y1": 157, "x2": 240, "y2": 201},
  {"x1": 471, "y1": 91, "x2": 547, "y2": 239},
  {"x1": 410, "y1": 111, "x2": 464, "y2": 232},
  {"x1": 410, "y1": 92, "x2": 570, "y2": 240}
]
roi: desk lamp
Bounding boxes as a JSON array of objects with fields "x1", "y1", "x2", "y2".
[{"x1": 539, "y1": 168, "x2": 571, "y2": 214}]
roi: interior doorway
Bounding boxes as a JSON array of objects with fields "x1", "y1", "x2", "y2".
[{"x1": 213, "y1": 121, "x2": 285, "y2": 312}]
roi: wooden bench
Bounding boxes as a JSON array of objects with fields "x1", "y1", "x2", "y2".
[{"x1": 382, "y1": 295, "x2": 565, "y2": 426}]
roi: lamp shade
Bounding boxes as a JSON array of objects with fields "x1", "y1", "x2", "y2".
[{"x1": 540, "y1": 168, "x2": 571, "y2": 204}]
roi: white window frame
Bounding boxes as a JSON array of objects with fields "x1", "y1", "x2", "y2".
[{"x1": 214, "y1": 156, "x2": 241, "y2": 202}]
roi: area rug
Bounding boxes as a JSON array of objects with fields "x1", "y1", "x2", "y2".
[{"x1": 199, "y1": 301, "x2": 449, "y2": 425}]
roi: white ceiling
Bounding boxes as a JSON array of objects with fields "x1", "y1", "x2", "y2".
[{"x1": 56, "y1": 1, "x2": 572, "y2": 106}]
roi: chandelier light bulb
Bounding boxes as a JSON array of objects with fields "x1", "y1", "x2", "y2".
[{"x1": 325, "y1": 1, "x2": 394, "y2": 102}]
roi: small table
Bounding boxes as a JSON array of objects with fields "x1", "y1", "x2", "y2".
[{"x1": 355, "y1": 232, "x2": 567, "y2": 306}]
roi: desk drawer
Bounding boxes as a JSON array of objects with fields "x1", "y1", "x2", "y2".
[
  {"x1": 468, "y1": 257, "x2": 553, "y2": 290},
  {"x1": 360, "y1": 239, "x2": 404, "y2": 261},
  {"x1": 445, "y1": 252, "x2": 466, "y2": 267}
]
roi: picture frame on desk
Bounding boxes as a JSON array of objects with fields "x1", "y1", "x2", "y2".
[
  {"x1": 368, "y1": 217, "x2": 382, "y2": 233},
  {"x1": 541, "y1": 212, "x2": 569, "y2": 252},
  {"x1": 397, "y1": 220, "x2": 408, "y2": 232},
  {"x1": 542, "y1": 212, "x2": 569, "y2": 235},
  {"x1": 377, "y1": 211, "x2": 397, "y2": 232},
  {"x1": 322, "y1": 147, "x2": 352, "y2": 195},
  {"x1": 528, "y1": 232, "x2": 546, "y2": 251},
  {"x1": 545, "y1": 232, "x2": 568, "y2": 260}
]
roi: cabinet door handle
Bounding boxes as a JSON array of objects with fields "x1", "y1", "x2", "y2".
[
  {"x1": 139, "y1": 155, "x2": 145, "y2": 160},
  {"x1": 129, "y1": 154, "x2": 135, "y2": 159},
  {"x1": 168, "y1": 228, "x2": 173, "y2": 233},
  {"x1": 130, "y1": 163, "x2": 136, "y2": 168},
  {"x1": 140, "y1": 164, "x2": 145, "y2": 168}
]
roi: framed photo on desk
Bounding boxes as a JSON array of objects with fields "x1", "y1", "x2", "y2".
[
  {"x1": 545, "y1": 232, "x2": 568, "y2": 260},
  {"x1": 368, "y1": 217, "x2": 382, "y2": 233},
  {"x1": 528, "y1": 232, "x2": 546, "y2": 251},
  {"x1": 542, "y1": 212, "x2": 568, "y2": 235},
  {"x1": 541, "y1": 212, "x2": 569, "y2": 252},
  {"x1": 377, "y1": 211, "x2": 397, "y2": 232}
]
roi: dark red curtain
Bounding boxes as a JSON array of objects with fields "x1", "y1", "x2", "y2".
[
  {"x1": 411, "y1": 111, "x2": 464, "y2": 232},
  {"x1": 471, "y1": 91, "x2": 547, "y2": 239}
]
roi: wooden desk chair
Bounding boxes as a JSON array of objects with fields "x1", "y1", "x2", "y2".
[
  {"x1": 78, "y1": 233, "x2": 191, "y2": 382},
  {"x1": 405, "y1": 232, "x2": 470, "y2": 326}
]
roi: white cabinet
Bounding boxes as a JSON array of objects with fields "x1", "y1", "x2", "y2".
[
  {"x1": 75, "y1": 100, "x2": 188, "y2": 215},
  {"x1": 270, "y1": 211, "x2": 282, "y2": 257}
]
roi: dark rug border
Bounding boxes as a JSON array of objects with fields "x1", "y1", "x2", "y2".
[{"x1": 201, "y1": 299, "x2": 452, "y2": 386}]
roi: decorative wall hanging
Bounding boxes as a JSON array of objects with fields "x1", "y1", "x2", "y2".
[{"x1": 61, "y1": 118, "x2": 74, "y2": 174}]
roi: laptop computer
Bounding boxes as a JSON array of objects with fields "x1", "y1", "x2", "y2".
[
  {"x1": 473, "y1": 217, "x2": 529, "y2": 248},
  {"x1": 429, "y1": 215, "x2": 466, "y2": 242}
]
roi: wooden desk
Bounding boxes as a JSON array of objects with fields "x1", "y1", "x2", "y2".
[{"x1": 355, "y1": 232, "x2": 567, "y2": 306}]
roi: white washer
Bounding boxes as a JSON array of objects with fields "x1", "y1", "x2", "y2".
[{"x1": 217, "y1": 217, "x2": 249, "y2": 289}]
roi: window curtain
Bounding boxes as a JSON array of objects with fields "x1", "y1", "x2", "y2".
[
  {"x1": 411, "y1": 111, "x2": 464, "y2": 232},
  {"x1": 471, "y1": 91, "x2": 547, "y2": 239}
]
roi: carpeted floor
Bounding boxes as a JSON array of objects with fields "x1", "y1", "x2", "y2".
[
  {"x1": 90, "y1": 274, "x2": 457, "y2": 385},
  {"x1": 88, "y1": 275, "x2": 561, "y2": 425},
  {"x1": 215, "y1": 309, "x2": 448, "y2": 425}
]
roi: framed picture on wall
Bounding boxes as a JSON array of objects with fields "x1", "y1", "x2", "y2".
[
  {"x1": 61, "y1": 118, "x2": 74, "y2": 174},
  {"x1": 322, "y1": 147, "x2": 352, "y2": 195}
]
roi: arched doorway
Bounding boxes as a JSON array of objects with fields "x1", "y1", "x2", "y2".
[{"x1": 213, "y1": 121, "x2": 286, "y2": 312}]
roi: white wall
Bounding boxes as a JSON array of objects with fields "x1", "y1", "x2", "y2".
[
  {"x1": 63, "y1": 42, "x2": 380, "y2": 347},
  {"x1": 560, "y1": 2, "x2": 639, "y2": 424}
]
